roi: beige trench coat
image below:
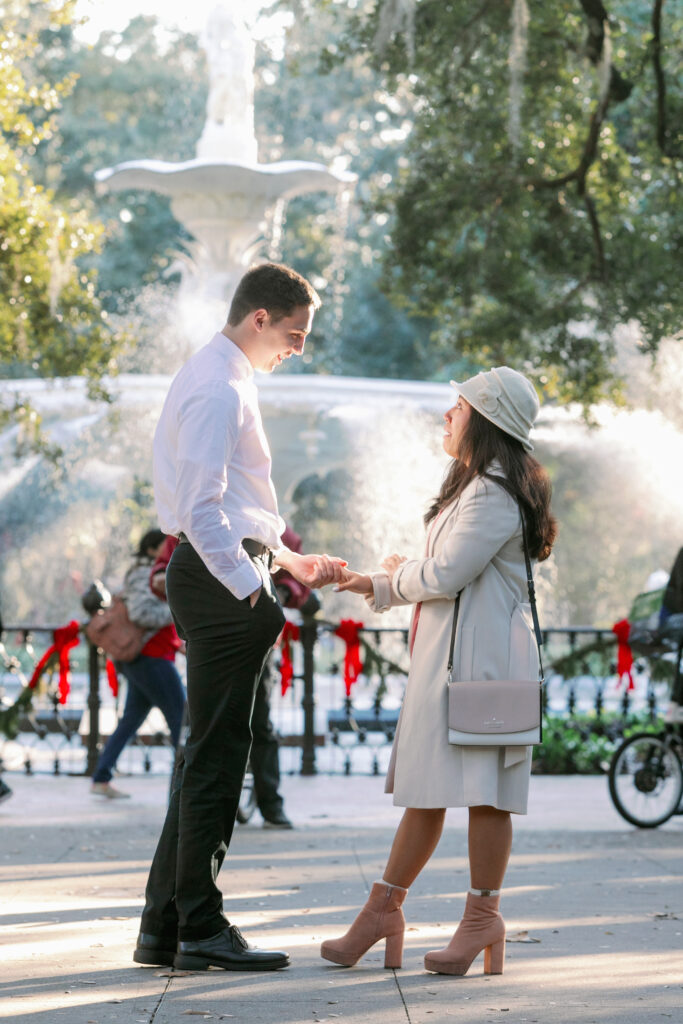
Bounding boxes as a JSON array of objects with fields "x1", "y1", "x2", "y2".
[{"x1": 368, "y1": 473, "x2": 539, "y2": 814}]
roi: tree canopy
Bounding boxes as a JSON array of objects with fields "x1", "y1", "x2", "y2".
[
  {"x1": 318, "y1": 0, "x2": 682, "y2": 403},
  {"x1": 0, "y1": 0, "x2": 126, "y2": 452}
]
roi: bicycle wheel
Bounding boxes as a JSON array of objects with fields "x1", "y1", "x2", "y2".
[
  {"x1": 236, "y1": 766, "x2": 257, "y2": 824},
  {"x1": 608, "y1": 732, "x2": 683, "y2": 828}
]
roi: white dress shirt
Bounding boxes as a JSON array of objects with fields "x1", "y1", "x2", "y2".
[{"x1": 153, "y1": 332, "x2": 285, "y2": 600}]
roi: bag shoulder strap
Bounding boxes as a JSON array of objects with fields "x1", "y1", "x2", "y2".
[
  {"x1": 447, "y1": 474, "x2": 545, "y2": 683},
  {"x1": 446, "y1": 592, "x2": 461, "y2": 683}
]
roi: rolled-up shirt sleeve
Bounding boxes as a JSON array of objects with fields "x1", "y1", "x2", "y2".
[
  {"x1": 365, "y1": 571, "x2": 413, "y2": 613},
  {"x1": 175, "y1": 382, "x2": 261, "y2": 600}
]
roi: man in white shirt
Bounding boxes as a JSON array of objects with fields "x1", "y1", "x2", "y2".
[{"x1": 134, "y1": 263, "x2": 344, "y2": 973}]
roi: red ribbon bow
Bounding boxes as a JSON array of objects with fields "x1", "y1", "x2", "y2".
[
  {"x1": 334, "y1": 619, "x2": 364, "y2": 696},
  {"x1": 612, "y1": 618, "x2": 634, "y2": 690},
  {"x1": 28, "y1": 620, "x2": 81, "y2": 704},
  {"x1": 105, "y1": 659, "x2": 119, "y2": 698},
  {"x1": 279, "y1": 620, "x2": 300, "y2": 696}
]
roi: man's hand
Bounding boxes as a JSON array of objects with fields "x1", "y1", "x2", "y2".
[
  {"x1": 275, "y1": 550, "x2": 347, "y2": 589},
  {"x1": 334, "y1": 568, "x2": 373, "y2": 595}
]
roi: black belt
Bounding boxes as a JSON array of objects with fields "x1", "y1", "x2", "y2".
[{"x1": 177, "y1": 533, "x2": 272, "y2": 566}]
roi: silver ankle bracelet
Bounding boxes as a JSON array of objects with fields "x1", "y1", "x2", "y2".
[{"x1": 469, "y1": 887, "x2": 500, "y2": 897}]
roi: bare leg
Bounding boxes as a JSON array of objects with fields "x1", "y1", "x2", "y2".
[
  {"x1": 468, "y1": 805, "x2": 512, "y2": 890},
  {"x1": 383, "y1": 808, "x2": 446, "y2": 888}
]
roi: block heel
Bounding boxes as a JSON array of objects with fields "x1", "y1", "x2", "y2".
[
  {"x1": 384, "y1": 930, "x2": 404, "y2": 969},
  {"x1": 483, "y1": 938, "x2": 505, "y2": 975}
]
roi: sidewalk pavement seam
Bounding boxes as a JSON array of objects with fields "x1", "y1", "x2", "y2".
[
  {"x1": 148, "y1": 974, "x2": 173, "y2": 1023},
  {"x1": 392, "y1": 967, "x2": 414, "y2": 1024}
]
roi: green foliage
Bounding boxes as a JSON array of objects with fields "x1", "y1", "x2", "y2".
[
  {"x1": 532, "y1": 709, "x2": 660, "y2": 773},
  {"x1": 0, "y1": 0, "x2": 127, "y2": 451},
  {"x1": 257, "y1": 1, "x2": 440, "y2": 376},
  {"x1": 321, "y1": 0, "x2": 683, "y2": 404}
]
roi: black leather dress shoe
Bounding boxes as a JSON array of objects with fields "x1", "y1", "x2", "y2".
[
  {"x1": 262, "y1": 809, "x2": 293, "y2": 829},
  {"x1": 133, "y1": 932, "x2": 177, "y2": 966},
  {"x1": 174, "y1": 925, "x2": 290, "y2": 971}
]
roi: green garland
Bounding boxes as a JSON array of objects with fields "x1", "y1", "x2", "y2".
[
  {"x1": 548, "y1": 633, "x2": 676, "y2": 685},
  {"x1": 0, "y1": 684, "x2": 35, "y2": 740},
  {"x1": 0, "y1": 651, "x2": 58, "y2": 740}
]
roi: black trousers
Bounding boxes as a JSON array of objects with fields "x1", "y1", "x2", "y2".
[{"x1": 139, "y1": 542, "x2": 285, "y2": 942}]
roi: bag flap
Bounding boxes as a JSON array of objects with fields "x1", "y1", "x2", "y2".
[{"x1": 448, "y1": 679, "x2": 540, "y2": 734}]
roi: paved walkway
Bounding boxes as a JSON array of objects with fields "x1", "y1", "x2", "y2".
[{"x1": 1, "y1": 773, "x2": 681, "y2": 1024}]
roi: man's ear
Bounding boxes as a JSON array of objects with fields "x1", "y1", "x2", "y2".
[{"x1": 252, "y1": 308, "x2": 269, "y2": 331}]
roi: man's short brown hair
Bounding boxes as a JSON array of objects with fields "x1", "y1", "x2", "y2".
[{"x1": 227, "y1": 262, "x2": 321, "y2": 326}]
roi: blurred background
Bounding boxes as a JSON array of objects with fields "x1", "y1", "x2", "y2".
[{"x1": 1, "y1": 0, "x2": 682, "y2": 630}]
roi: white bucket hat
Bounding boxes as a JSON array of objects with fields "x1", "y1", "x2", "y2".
[{"x1": 450, "y1": 367, "x2": 540, "y2": 451}]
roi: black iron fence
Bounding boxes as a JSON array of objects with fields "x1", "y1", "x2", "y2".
[{"x1": 0, "y1": 616, "x2": 673, "y2": 778}]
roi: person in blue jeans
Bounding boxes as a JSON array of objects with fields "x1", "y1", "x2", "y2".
[{"x1": 91, "y1": 529, "x2": 186, "y2": 799}]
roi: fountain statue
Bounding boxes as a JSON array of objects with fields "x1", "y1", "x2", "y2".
[
  {"x1": 196, "y1": 5, "x2": 258, "y2": 164},
  {"x1": 94, "y1": 3, "x2": 355, "y2": 323}
]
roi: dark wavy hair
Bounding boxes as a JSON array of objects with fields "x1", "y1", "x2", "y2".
[{"x1": 425, "y1": 406, "x2": 557, "y2": 561}]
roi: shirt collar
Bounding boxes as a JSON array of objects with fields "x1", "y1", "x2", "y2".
[{"x1": 208, "y1": 332, "x2": 254, "y2": 380}]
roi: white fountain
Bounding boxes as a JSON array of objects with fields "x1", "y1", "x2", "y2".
[{"x1": 95, "y1": 3, "x2": 356, "y2": 329}]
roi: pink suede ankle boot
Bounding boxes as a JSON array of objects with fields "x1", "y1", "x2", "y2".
[
  {"x1": 424, "y1": 889, "x2": 505, "y2": 976},
  {"x1": 320, "y1": 881, "x2": 407, "y2": 968}
]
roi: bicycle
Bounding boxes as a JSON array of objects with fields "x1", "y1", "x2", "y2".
[
  {"x1": 608, "y1": 622, "x2": 683, "y2": 828},
  {"x1": 608, "y1": 720, "x2": 683, "y2": 828}
]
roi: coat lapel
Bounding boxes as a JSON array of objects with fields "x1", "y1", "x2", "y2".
[{"x1": 427, "y1": 498, "x2": 459, "y2": 555}]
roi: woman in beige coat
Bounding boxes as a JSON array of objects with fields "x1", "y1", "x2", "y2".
[{"x1": 321, "y1": 367, "x2": 557, "y2": 977}]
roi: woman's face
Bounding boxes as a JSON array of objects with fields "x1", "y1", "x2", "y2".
[{"x1": 443, "y1": 396, "x2": 471, "y2": 459}]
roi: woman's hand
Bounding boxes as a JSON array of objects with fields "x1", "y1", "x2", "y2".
[
  {"x1": 334, "y1": 568, "x2": 373, "y2": 595},
  {"x1": 380, "y1": 554, "x2": 407, "y2": 580}
]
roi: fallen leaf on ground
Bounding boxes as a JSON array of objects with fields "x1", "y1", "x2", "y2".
[{"x1": 506, "y1": 931, "x2": 540, "y2": 943}]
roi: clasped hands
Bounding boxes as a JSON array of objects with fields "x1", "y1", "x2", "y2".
[
  {"x1": 335, "y1": 552, "x2": 407, "y2": 596},
  {"x1": 275, "y1": 549, "x2": 407, "y2": 598}
]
